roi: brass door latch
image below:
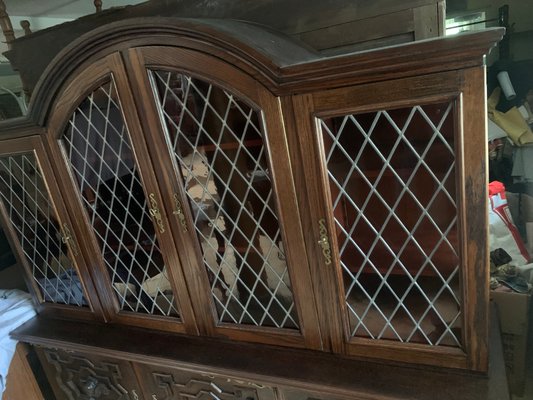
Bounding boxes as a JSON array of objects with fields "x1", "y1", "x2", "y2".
[
  {"x1": 61, "y1": 223, "x2": 79, "y2": 256},
  {"x1": 149, "y1": 193, "x2": 165, "y2": 234},
  {"x1": 318, "y1": 219, "x2": 332, "y2": 265},
  {"x1": 172, "y1": 194, "x2": 188, "y2": 232}
]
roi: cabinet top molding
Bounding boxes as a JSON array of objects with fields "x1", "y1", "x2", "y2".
[{"x1": 0, "y1": 17, "x2": 503, "y2": 137}]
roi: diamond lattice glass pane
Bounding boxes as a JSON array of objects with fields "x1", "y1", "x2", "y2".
[
  {"x1": 61, "y1": 78, "x2": 179, "y2": 318},
  {"x1": 0, "y1": 153, "x2": 87, "y2": 306},
  {"x1": 150, "y1": 70, "x2": 298, "y2": 329},
  {"x1": 320, "y1": 102, "x2": 461, "y2": 347}
]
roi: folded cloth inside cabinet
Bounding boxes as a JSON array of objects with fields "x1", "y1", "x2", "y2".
[
  {"x1": 0, "y1": 289, "x2": 36, "y2": 396},
  {"x1": 38, "y1": 269, "x2": 87, "y2": 306}
]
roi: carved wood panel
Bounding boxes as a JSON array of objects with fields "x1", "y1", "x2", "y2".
[
  {"x1": 278, "y1": 387, "x2": 353, "y2": 400},
  {"x1": 135, "y1": 364, "x2": 277, "y2": 400},
  {"x1": 35, "y1": 347, "x2": 142, "y2": 400}
]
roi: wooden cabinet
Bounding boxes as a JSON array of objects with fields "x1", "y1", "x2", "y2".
[{"x1": 0, "y1": 16, "x2": 503, "y2": 383}]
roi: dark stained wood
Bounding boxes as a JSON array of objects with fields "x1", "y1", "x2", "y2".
[
  {"x1": 0, "y1": 118, "x2": 43, "y2": 140},
  {"x1": 107, "y1": 52, "x2": 200, "y2": 336},
  {"x1": 295, "y1": 8, "x2": 415, "y2": 53},
  {"x1": 43, "y1": 54, "x2": 199, "y2": 334},
  {"x1": 124, "y1": 46, "x2": 322, "y2": 349},
  {"x1": 310, "y1": 70, "x2": 463, "y2": 115},
  {"x1": 254, "y1": 0, "x2": 443, "y2": 35},
  {"x1": 11, "y1": 313, "x2": 508, "y2": 400},
  {"x1": 279, "y1": 28, "x2": 504, "y2": 94},
  {"x1": 288, "y1": 68, "x2": 489, "y2": 370},
  {"x1": 35, "y1": 347, "x2": 142, "y2": 400},
  {"x1": 42, "y1": 57, "x2": 127, "y2": 325},
  {"x1": 288, "y1": 94, "x2": 346, "y2": 355},
  {"x1": 14, "y1": 18, "x2": 318, "y2": 128},
  {"x1": 257, "y1": 88, "x2": 322, "y2": 350},
  {"x1": 46, "y1": 56, "x2": 113, "y2": 136},
  {"x1": 124, "y1": 47, "x2": 218, "y2": 339},
  {"x1": 459, "y1": 66, "x2": 490, "y2": 372},
  {"x1": 134, "y1": 361, "x2": 278, "y2": 400}
]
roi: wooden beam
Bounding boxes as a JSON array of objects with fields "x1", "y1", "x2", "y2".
[
  {"x1": 20, "y1": 20, "x2": 31, "y2": 36},
  {"x1": 0, "y1": 0, "x2": 15, "y2": 50}
]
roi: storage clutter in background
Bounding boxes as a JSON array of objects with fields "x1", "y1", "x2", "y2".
[
  {"x1": 487, "y1": 60, "x2": 533, "y2": 290},
  {"x1": 489, "y1": 182, "x2": 531, "y2": 292},
  {"x1": 487, "y1": 59, "x2": 533, "y2": 398},
  {"x1": 491, "y1": 291, "x2": 531, "y2": 397}
]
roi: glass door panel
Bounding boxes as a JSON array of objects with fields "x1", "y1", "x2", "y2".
[
  {"x1": 319, "y1": 102, "x2": 462, "y2": 347},
  {"x1": 0, "y1": 152, "x2": 87, "y2": 307},
  {"x1": 60, "y1": 78, "x2": 179, "y2": 318},
  {"x1": 149, "y1": 70, "x2": 299, "y2": 329}
]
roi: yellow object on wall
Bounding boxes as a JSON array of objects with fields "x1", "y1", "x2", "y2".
[{"x1": 488, "y1": 87, "x2": 533, "y2": 145}]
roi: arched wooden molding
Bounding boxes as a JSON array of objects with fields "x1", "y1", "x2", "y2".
[
  {"x1": 94, "y1": 0, "x2": 102, "y2": 13},
  {"x1": 0, "y1": 0, "x2": 15, "y2": 49},
  {"x1": 20, "y1": 20, "x2": 32, "y2": 36}
]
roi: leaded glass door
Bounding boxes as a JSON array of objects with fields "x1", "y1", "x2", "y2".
[
  {"x1": 45, "y1": 53, "x2": 198, "y2": 334},
  {"x1": 124, "y1": 47, "x2": 322, "y2": 349},
  {"x1": 0, "y1": 136, "x2": 103, "y2": 318},
  {"x1": 291, "y1": 70, "x2": 488, "y2": 370}
]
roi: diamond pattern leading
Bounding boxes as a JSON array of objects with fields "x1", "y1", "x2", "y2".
[
  {"x1": 0, "y1": 153, "x2": 87, "y2": 306},
  {"x1": 150, "y1": 70, "x2": 298, "y2": 329},
  {"x1": 61, "y1": 77, "x2": 179, "y2": 317},
  {"x1": 320, "y1": 103, "x2": 462, "y2": 347}
]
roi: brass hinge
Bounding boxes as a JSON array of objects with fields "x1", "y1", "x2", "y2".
[
  {"x1": 318, "y1": 218, "x2": 332, "y2": 265},
  {"x1": 149, "y1": 193, "x2": 165, "y2": 234}
]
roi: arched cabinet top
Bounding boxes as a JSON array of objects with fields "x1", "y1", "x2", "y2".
[
  {"x1": 34, "y1": 17, "x2": 319, "y2": 129},
  {"x1": 0, "y1": 16, "x2": 503, "y2": 136}
]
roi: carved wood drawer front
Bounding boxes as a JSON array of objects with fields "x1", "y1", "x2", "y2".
[
  {"x1": 35, "y1": 347, "x2": 143, "y2": 400},
  {"x1": 134, "y1": 363, "x2": 277, "y2": 400},
  {"x1": 278, "y1": 387, "x2": 356, "y2": 400}
]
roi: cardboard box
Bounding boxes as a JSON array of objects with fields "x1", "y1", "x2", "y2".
[{"x1": 491, "y1": 291, "x2": 531, "y2": 397}]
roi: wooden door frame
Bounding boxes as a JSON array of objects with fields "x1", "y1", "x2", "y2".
[
  {"x1": 289, "y1": 68, "x2": 489, "y2": 370},
  {"x1": 0, "y1": 20, "x2": 500, "y2": 371},
  {"x1": 43, "y1": 53, "x2": 199, "y2": 334},
  {"x1": 122, "y1": 46, "x2": 323, "y2": 349}
]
